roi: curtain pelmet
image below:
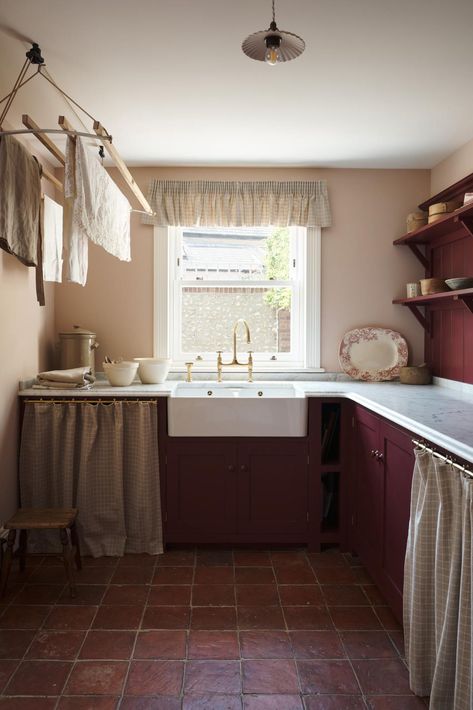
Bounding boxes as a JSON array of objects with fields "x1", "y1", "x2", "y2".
[{"x1": 143, "y1": 180, "x2": 331, "y2": 228}]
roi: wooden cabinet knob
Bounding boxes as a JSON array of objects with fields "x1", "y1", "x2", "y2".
[
  {"x1": 240, "y1": 464, "x2": 248, "y2": 472},
  {"x1": 228, "y1": 464, "x2": 235, "y2": 472}
]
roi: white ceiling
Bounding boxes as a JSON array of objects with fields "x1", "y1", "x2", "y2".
[{"x1": 1, "y1": 0, "x2": 473, "y2": 168}]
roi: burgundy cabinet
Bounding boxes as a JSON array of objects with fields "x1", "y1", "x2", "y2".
[
  {"x1": 354, "y1": 406, "x2": 383, "y2": 572},
  {"x1": 237, "y1": 441, "x2": 309, "y2": 538},
  {"x1": 165, "y1": 437, "x2": 309, "y2": 544},
  {"x1": 166, "y1": 442, "x2": 238, "y2": 540},
  {"x1": 353, "y1": 405, "x2": 415, "y2": 621},
  {"x1": 380, "y1": 420, "x2": 415, "y2": 612}
]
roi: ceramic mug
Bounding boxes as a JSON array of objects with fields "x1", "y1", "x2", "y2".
[{"x1": 406, "y1": 282, "x2": 421, "y2": 298}]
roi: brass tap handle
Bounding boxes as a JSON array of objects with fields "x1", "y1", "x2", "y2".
[
  {"x1": 216, "y1": 351, "x2": 223, "y2": 383},
  {"x1": 247, "y1": 351, "x2": 253, "y2": 383},
  {"x1": 185, "y1": 362, "x2": 193, "y2": 383}
]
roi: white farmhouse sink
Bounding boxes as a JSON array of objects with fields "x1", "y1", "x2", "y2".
[{"x1": 168, "y1": 382, "x2": 308, "y2": 437}]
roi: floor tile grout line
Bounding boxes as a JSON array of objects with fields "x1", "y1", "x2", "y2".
[
  {"x1": 55, "y1": 562, "x2": 116, "y2": 702},
  {"x1": 116, "y1": 559, "x2": 156, "y2": 709},
  {"x1": 179, "y1": 552, "x2": 198, "y2": 700}
]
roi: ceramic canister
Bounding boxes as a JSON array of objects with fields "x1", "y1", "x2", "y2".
[{"x1": 406, "y1": 282, "x2": 421, "y2": 298}]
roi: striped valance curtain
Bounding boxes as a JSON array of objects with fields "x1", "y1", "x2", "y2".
[{"x1": 143, "y1": 180, "x2": 331, "y2": 228}]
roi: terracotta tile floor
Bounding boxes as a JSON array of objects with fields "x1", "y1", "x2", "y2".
[{"x1": 0, "y1": 548, "x2": 430, "y2": 709}]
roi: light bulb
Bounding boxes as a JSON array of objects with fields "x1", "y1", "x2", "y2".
[{"x1": 265, "y1": 45, "x2": 281, "y2": 65}]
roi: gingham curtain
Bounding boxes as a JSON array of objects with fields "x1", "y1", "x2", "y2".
[
  {"x1": 404, "y1": 448, "x2": 473, "y2": 709},
  {"x1": 19, "y1": 401, "x2": 163, "y2": 557},
  {"x1": 143, "y1": 180, "x2": 332, "y2": 228}
]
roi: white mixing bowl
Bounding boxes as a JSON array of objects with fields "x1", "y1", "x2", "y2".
[
  {"x1": 134, "y1": 358, "x2": 171, "y2": 384},
  {"x1": 103, "y1": 361, "x2": 139, "y2": 387}
]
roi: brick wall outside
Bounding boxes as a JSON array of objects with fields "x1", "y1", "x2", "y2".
[{"x1": 182, "y1": 287, "x2": 290, "y2": 355}]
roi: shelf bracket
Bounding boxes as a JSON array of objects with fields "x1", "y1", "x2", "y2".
[
  {"x1": 459, "y1": 217, "x2": 473, "y2": 239},
  {"x1": 407, "y1": 244, "x2": 429, "y2": 269},
  {"x1": 456, "y1": 295, "x2": 473, "y2": 314},
  {"x1": 406, "y1": 304, "x2": 430, "y2": 334}
]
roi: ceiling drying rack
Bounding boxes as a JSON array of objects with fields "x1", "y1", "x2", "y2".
[{"x1": 0, "y1": 42, "x2": 155, "y2": 216}]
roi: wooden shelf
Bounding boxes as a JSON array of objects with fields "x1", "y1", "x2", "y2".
[
  {"x1": 393, "y1": 201, "x2": 473, "y2": 247},
  {"x1": 393, "y1": 287, "x2": 473, "y2": 306},
  {"x1": 418, "y1": 170, "x2": 473, "y2": 211},
  {"x1": 393, "y1": 288, "x2": 473, "y2": 331},
  {"x1": 393, "y1": 171, "x2": 473, "y2": 381}
]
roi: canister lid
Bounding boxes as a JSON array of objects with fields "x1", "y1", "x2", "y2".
[{"x1": 59, "y1": 324, "x2": 96, "y2": 338}]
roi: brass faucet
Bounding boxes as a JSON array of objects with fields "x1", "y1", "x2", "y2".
[{"x1": 217, "y1": 319, "x2": 254, "y2": 381}]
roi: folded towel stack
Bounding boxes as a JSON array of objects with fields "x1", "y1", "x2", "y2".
[{"x1": 34, "y1": 367, "x2": 95, "y2": 390}]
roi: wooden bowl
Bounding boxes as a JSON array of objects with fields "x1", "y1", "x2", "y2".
[
  {"x1": 420, "y1": 278, "x2": 448, "y2": 295},
  {"x1": 400, "y1": 366, "x2": 432, "y2": 385}
]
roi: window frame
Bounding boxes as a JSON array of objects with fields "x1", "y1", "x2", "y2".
[{"x1": 153, "y1": 225, "x2": 323, "y2": 371}]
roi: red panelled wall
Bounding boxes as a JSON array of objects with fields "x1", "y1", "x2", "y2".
[{"x1": 425, "y1": 230, "x2": 473, "y2": 383}]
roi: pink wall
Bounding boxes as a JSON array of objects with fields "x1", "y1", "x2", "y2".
[
  {"x1": 0, "y1": 239, "x2": 55, "y2": 524},
  {"x1": 431, "y1": 136, "x2": 473, "y2": 194},
  {"x1": 0, "y1": 124, "x2": 56, "y2": 525},
  {"x1": 55, "y1": 166, "x2": 429, "y2": 372}
]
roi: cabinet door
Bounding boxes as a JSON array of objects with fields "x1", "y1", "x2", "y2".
[
  {"x1": 237, "y1": 440, "x2": 309, "y2": 537},
  {"x1": 354, "y1": 406, "x2": 382, "y2": 573},
  {"x1": 379, "y1": 420, "x2": 415, "y2": 614},
  {"x1": 166, "y1": 441, "x2": 237, "y2": 539}
]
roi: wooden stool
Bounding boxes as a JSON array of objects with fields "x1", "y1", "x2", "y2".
[{"x1": 0, "y1": 508, "x2": 82, "y2": 598}]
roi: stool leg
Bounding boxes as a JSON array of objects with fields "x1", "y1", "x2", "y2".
[
  {"x1": 59, "y1": 528, "x2": 76, "y2": 598},
  {"x1": 19, "y1": 529, "x2": 27, "y2": 572},
  {"x1": 0, "y1": 530, "x2": 17, "y2": 598},
  {"x1": 70, "y1": 522, "x2": 82, "y2": 571}
]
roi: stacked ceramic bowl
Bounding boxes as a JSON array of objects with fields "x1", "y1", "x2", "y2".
[
  {"x1": 103, "y1": 361, "x2": 139, "y2": 386},
  {"x1": 445, "y1": 277, "x2": 473, "y2": 290},
  {"x1": 134, "y1": 358, "x2": 171, "y2": 384}
]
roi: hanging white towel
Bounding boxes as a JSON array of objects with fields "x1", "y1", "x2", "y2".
[
  {"x1": 42, "y1": 195, "x2": 63, "y2": 282},
  {"x1": 63, "y1": 136, "x2": 131, "y2": 287}
]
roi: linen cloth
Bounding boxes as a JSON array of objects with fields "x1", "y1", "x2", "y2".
[
  {"x1": 64, "y1": 137, "x2": 88, "y2": 285},
  {"x1": 143, "y1": 180, "x2": 332, "y2": 228},
  {"x1": 19, "y1": 400, "x2": 163, "y2": 557},
  {"x1": 42, "y1": 195, "x2": 63, "y2": 282},
  {"x1": 64, "y1": 136, "x2": 131, "y2": 285},
  {"x1": 0, "y1": 134, "x2": 41, "y2": 266},
  {"x1": 35, "y1": 366, "x2": 95, "y2": 389},
  {"x1": 404, "y1": 449, "x2": 472, "y2": 709}
]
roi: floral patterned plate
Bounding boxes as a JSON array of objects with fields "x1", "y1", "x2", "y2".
[{"x1": 339, "y1": 327, "x2": 408, "y2": 381}]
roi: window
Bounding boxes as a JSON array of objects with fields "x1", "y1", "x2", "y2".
[{"x1": 154, "y1": 225, "x2": 322, "y2": 370}]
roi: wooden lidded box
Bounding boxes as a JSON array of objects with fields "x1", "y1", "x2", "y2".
[
  {"x1": 428, "y1": 200, "x2": 461, "y2": 223},
  {"x1": 406, "y1": 212, "x2": 427, "y2": 232}
]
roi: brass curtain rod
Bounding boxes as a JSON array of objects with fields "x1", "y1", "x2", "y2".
[
  {"x1": 25, "y1": 398, "x2": 158, "y2": 405},
  {"x1": 412, "y1": 439, "x2": 473, "y2": 479}
]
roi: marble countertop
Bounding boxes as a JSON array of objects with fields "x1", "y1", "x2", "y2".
[{"x1": 19, "y1": 380, "x2": 473, "y2": 464}]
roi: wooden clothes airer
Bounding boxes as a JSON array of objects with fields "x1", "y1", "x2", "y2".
[{"x1": 0, "y1": 42, "x2": 154, "y2": 216}]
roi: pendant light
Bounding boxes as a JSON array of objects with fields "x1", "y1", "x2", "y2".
[{"x1": 241, "y1": 0, "x2": 306, "y2": 65}]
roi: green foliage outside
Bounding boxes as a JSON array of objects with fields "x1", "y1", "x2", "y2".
[{"x1": 264, "y1": 227, "x2": 291, "y2": 311}]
